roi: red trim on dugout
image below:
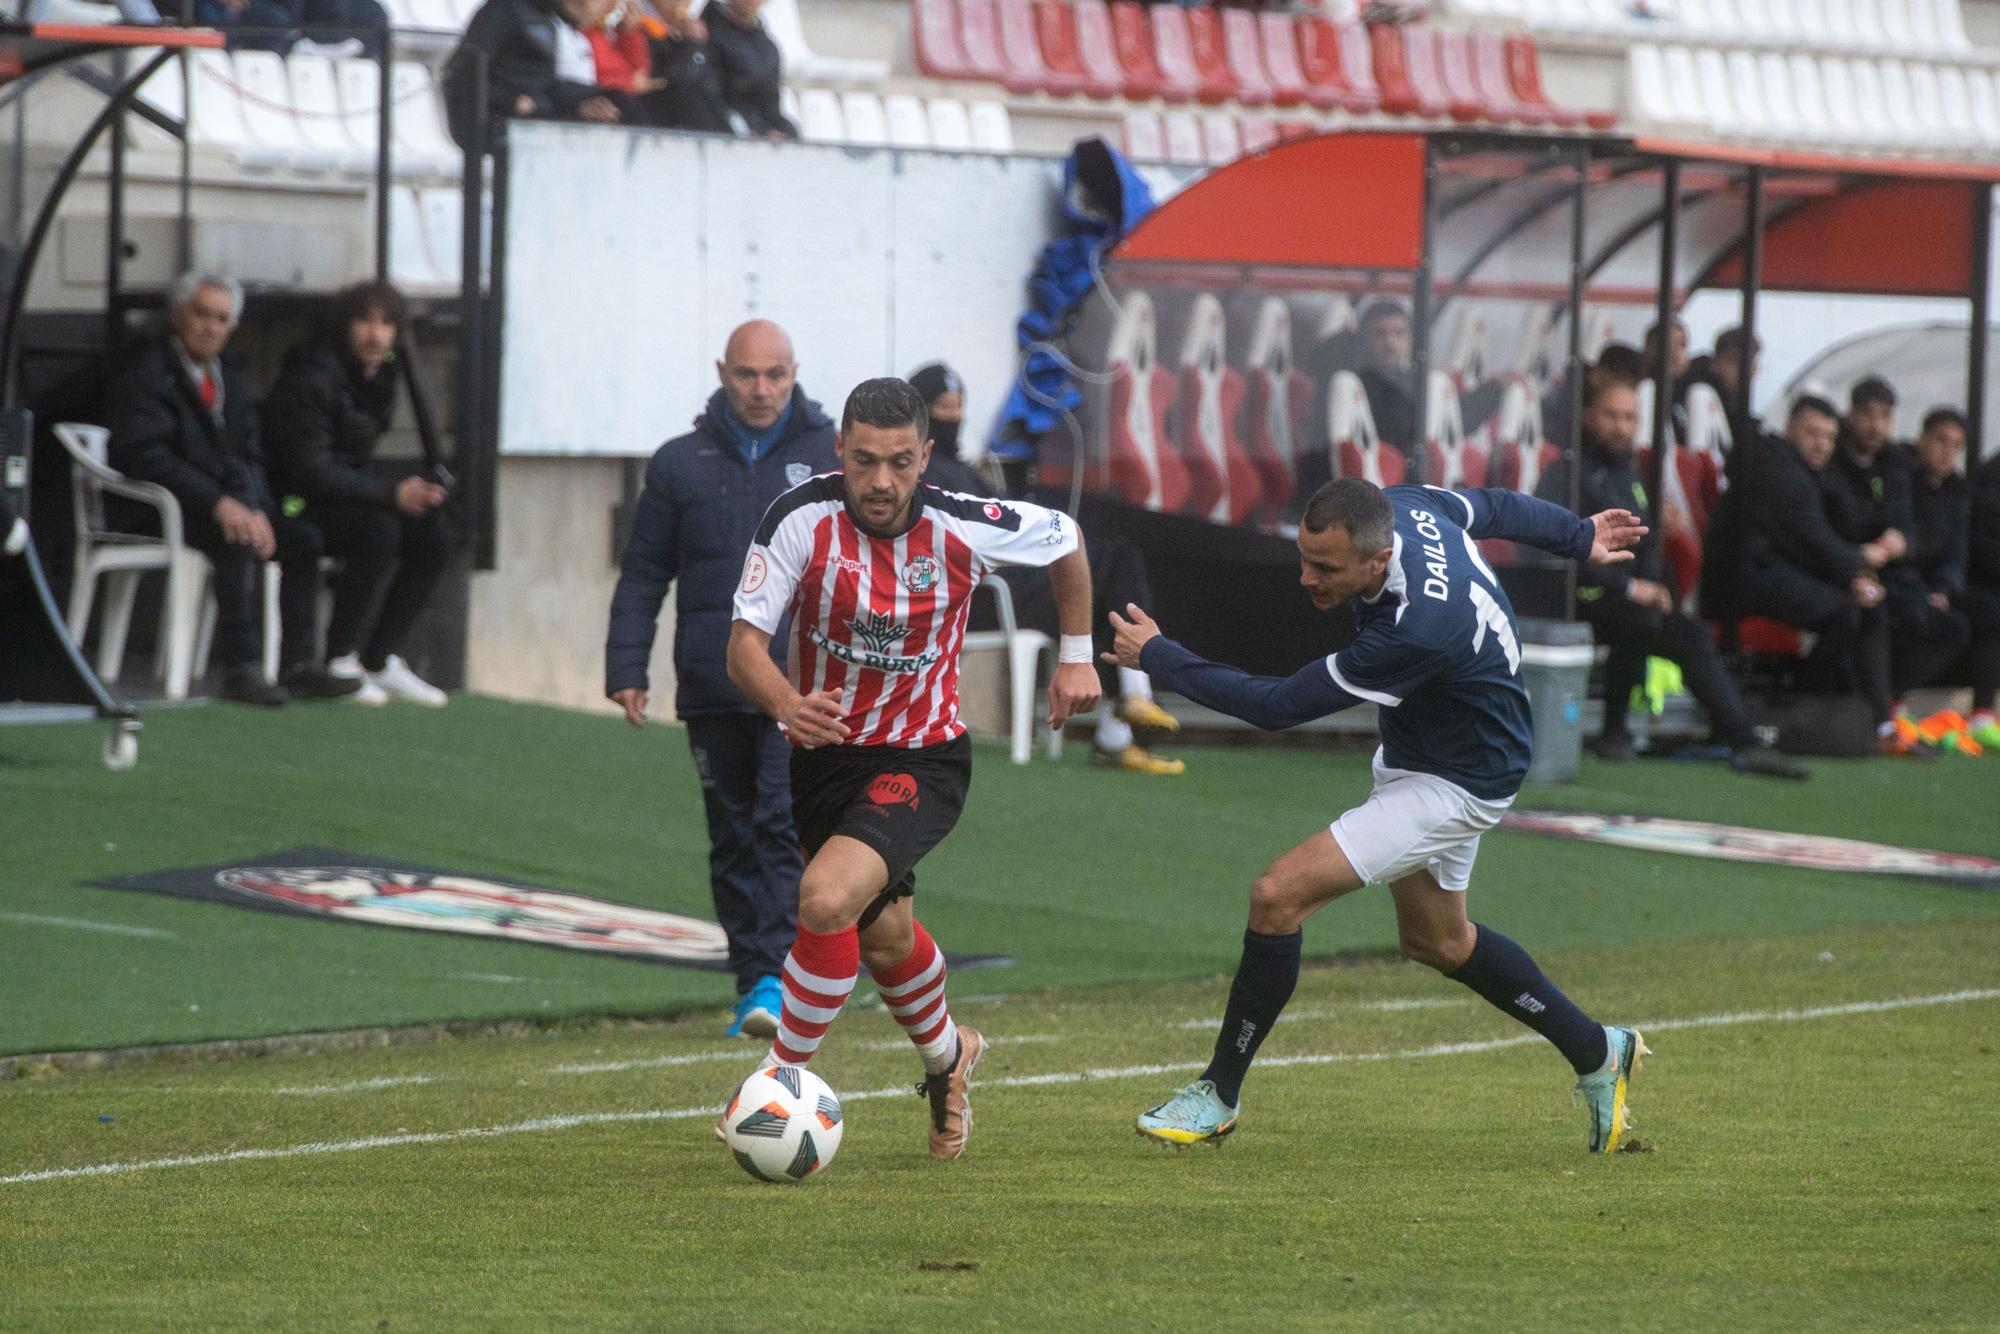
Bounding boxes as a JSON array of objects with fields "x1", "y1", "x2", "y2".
[{"x1": 1706, "y1": 179, "x2": 1980, "y2": 297}]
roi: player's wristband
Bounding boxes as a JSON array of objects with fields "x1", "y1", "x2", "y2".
[{"x1": 1058, "y1": 634, "x2": 1094, "y2": 664}]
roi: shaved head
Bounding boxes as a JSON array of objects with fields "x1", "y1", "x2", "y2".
[{"x1": 717, "y1": 319, "x2": 798, "y2": 430}]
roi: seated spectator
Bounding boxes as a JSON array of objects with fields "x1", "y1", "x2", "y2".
[
  {"x1": 445, "y1": 0, "x2": 627, "y2": 147},
  {"x1": 1643, "y1": 318, "x2": 1689, "y2": 385},
  {"x1": 703, "y1": 0, "x2": 798, "y2": 139},
  {"x1": 104, "y1": 272, "x2": 360, "y2": 706},
  {"x1": 1700, "y1": 395, "x2": 1911, "y2": 754},
  {"x1": 1536, "y1": 376, "x2": 1804, "y2": 778},
  {"x1": 1966, "y1": 443, "x2": 2000, "y2": 748},
  {"x1": 1354, "y1": 299, "x2": 1502, "y2": 457},
  {"x1": 1543, "y1": 343, "x2": 1645, "y2": 456},
  {"x1": 1681, "y1": 326, "x2": 1761, "y2": 477},
  {"x1": 589, "y1": 0, "x2": 732, "y2": 130},
  {"x1": 192, "y1": 0, "x2": 388, "y2": 58},
  {"x1": 1898, "y1": 409, "x2": 1999, "y2": 739},
  {"x1": 263, "y1": 281, "x2": 457, "y2": 707}
]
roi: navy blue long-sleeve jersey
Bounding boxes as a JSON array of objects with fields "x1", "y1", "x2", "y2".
[{"x1": 1139, "y1": 485, "x2": 1597, "y2": 800}]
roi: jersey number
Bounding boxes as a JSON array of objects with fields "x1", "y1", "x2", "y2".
[{"x1": 1469, "y1": 583, "x2": 1521, "y2": 675}]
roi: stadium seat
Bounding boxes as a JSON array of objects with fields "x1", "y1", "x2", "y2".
[
  {"x1": 1295, "y1": 18, "x2": 1358, "y2": 112},
  {"x1": 1108, "y1": 0, "x2": 1168, "y2": 100},
  {"x1": 1328, "y1": 370, "x2": 1405, "y2": 486},
  {"x1": 1850, "y1": 60, "x2": 1902, "y2": 142},
  {"x1": 997, "y1": 0, "x2": 1070, "y2": 95},
  {"x1": 1170, "y1": 294, "x2": 1261, "y2": 524},
  {"x1": 288, "y1": 53, "x2": 372, "y2": 176},
  {"x1": 927, "y1": 96, "x2": 974, "y2": 148},
  {"x1": 1183, "y1": 6, "x2": 1245, "y2": 104},
  {"x1": 1104, "y1": 290, "x2": 1190, "y2": 511},
  {"x1": 841, "y1": 91, "x2": 890, "y2": 146},
  {"x1": 885, "y1": 93, "x2": 930, "y2": 147},
  {"x1": 1935, "y1": 0, "x2": 1971, "y2": 49},
  {"x1": 759, "y1": 0, "x2": 890, "y2": 83},
  {"x1": 1198, "y1": 111, "x2": 1240, "y2": 164},
  {"x1": 1218, "y1": 8, "x2": 1276, "y2": 107},
  {"x1": 1434, "y1": 30, "x2": 1492, "y2": 122},
  {"x1": 1966, "y1": 67, "x2": 2000, "y2": 148},
  {"x1": 1693, "y1": 48, "x2": 1744, "y2": 136},
  {"x1": 1683, "y1": 381, "x2": 1734, "y2": 455},
  {"x1": 1625, "y1": 43, "x2": 1683, "y2": 130},
  {"x1": 1031, "y1": 0, "x2": 1103, "y2": 98},
  {"x1": 1240, "y1": 296, "x2": 1306, "y2": 526},
  {"x1": 389, "y1": 184, "x2": 446, "y2": 288},
  {"x1": 1401, "y1": 27, "x2": 1459, "y2": 121},
  {"x1": 1066, "y1": 0, "x2": 1126, "y2": 99},
  {"x1": 1162, "y1": 109, "x2": 1203, "y2": 165},
  {"x1": 968, "y1": 100, "x2": 1014, "y2": 151},
  {"x1": 1122, "y1": 108, "x2": 1166, "y2": 162},
  {"x1": 779, "y1": 85, "x2": 800, "y2": 129},
  {"x1": 1755, "y1": 52, "x2": 1804, "y2": 140},
  {"x1": 1466, "y1": 32, "x2": 1538, "y2": 126},
  {"x1": 912, "y1": 0, "x2": 972, "y2": 80},
  {"x1": 1815, "y1": 56, "x2": 1869, "y2": 143},
  {"x1": 401, "y1": 0, "x2": 457, "y2": 31},
  {"x1": 1149, "y1": 4, "x2": 1209, "y2": 103},
  {"x1": 1424, "y1": 370, "x2": 1487, "y2": 488},
  {"x1": 1879, "y1": 60, "x2": 1928, "y2": 142},
  {"x1": 798, "y1": 87, "x2": 844, "y2": 142},
  {"x1": 188, "y1": 50, "x2": 285, "y2": 171},
  {"x1": 1239, "y1": 113, "x2": 1279, "y2": 154},
  {"x1": 1938, "y1": 65, "x2": 1981, "y2": 145},
  {"x1": 1368, "y1": 23, "x2": 1427, "y2": 117},
  {"x1": 1505, "y1": 36, "x2": 1604, "y2": 128},
  {"x1": 1908, "y1": 62, "x2": 1957, "y2": 145},
  {"x1": 1490, "y1": 378, "x2": 1559, "y2": 495},
  {"x1": 1257, "y1": 13, "x2": 1309, "y2": 109},
  {"x1": 389, "y1": 63, "x2": 460, "y2": 178},
  {"x1": 418, "y1": 185, "x2": 463, "y2": 287},
  {"x1": 1787, "y1": 53, "x2": 1838, "y2": 141},
  {"x1": 228, "y1": 50, "x2": 327, "y2": 174},
  {"x1": 958, "y1": 0, "x2": 1007, "y2": 82}
]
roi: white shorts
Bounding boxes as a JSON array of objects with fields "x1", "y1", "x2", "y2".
[{"x1": 1328, "y1": 749, "x2": 1515, "y2": 893}]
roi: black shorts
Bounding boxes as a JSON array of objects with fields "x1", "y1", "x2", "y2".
[{"x1": 790, "y1": 734, "x2": 972, "y2": 927}]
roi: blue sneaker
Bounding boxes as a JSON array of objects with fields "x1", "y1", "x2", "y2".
[
  {"x1": 727, "y1": 976, "x2": 783, "y2": 1040},
  {"x1": 1575, "y1": 1025, "x2": 1651, "y2": 1153},
  {"x1": 1135, "y1": 1079, "x2": 1239, "y2": 1146}
]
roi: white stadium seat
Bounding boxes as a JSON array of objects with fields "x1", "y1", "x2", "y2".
[
  {"x1": 1694, "y1": 48, "x2": 1740, "y2": 134},
  {"x1": 288, "y1": 52, "x2": 373, "y2": 175},
  {"x1": 1198, "y1": 112, "x2": 1239, "y2": 166},
  {"x1": 1162, "y1": 110, "x2": 1203, "y2": 167},
  {"x1": 968, "y1": 101, "x2": 1013, "y2": 152},
  {"x1": 757, "y1": 0, "x2": 890, "y2": 83},
  {"x1": 230, "y1": 50, "x2": 332, "y2": 173},
  {"x1": 1968, "y1": 68, "x2": 2000, "y2": 148},
  {"x1": 390, "y1": 63, "x2": 461, "y2": 177},
  {"x1": 884, "y1": 94, "x2": 929, "y2": 148},
  {"x1": 798, "y1": 88, "x2": 843, "y2": 143},
  {"x1": 1121, "y1": 108, "x2": 1166, "y2": 163},
  {"x1": 840, "y1": 91, "x2": 890, "y2": 146},
  {"x1": 187, "y1": 51, "x2": 287, "y2": 171},
  {"x1": 926, "y1": 97, "x2": 973, "y2": 150},
  {"x1": 1726, "y1": 49, "x2": 1772, "y2": 136},
  {"x1": 419, "y1": 185, "x2": 464, "y2": 287},
  {"x1": 778, "y1": 85, "x2": 800, "y2": 129},
  {"x1": 1787, "y1": 53, "x2": 1836, "y2": 141},
  {"x1": 389, "y1": 185, "x2": 445, "y2": 287}
]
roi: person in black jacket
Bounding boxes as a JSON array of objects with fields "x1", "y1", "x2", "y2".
[
  {"x1": 443, "y1": 0, "x2": 625, "y2": 148},
  {"x1": 104, "y1": 273, "x2": 358, "y2": 707},
  {"x1": 1537, "y1": 377, "x2": 1802, "y2": 777},
  {"x1": 1900, "y1": 409, "x2": 2000, "y2": 745},
  {"x1": 1966, "y1": 446, "x2": 2000, "y2": 747},
  {"x1": 1354, "y1": 299, "x2": 1503, "y2": 458},
  {"x1": 1700, "y1": 395, "x2": 1911, "y2": 750},
  {"x1": 264, "y1": 281, "x2": 458, "y2": 707},
  {"x1": 703, "y1": 0, "x2": 798, "y2": 138},
  {"x1": 606, "y1": 320, "x2": 835, "y2": 1037}
]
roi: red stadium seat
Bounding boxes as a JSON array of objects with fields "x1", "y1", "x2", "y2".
[
  {"x1": 958, "y1": 0, "x2": 1006, "y2": 82},
  {"x1": 1275, "y1": 118, "x2": 1318, "y2": 140},
  {"x1": 1065, "y1": 0, "x2": 1125, "y2": 100},
  {"x1": 1733, "y1": 616, "x2": 1807, "y2": 658},
  {"x1": 1434, "y1": 30, "x2": 1493, "y2": 123},
  {"x1": 913, "y1": 0, "x2": 972, "y2": 80},
  {"x1": 1256, "y1": 12, "x2": 1309, "y2": 109},
  {"x1": 1219, "y1": 8, "x2": 1276, "y2": 107},
  {"x1": 1400, "y1": 26, "x2": 1454, "y2": 121},
  {"x1": 1241, "y1": 298, "x2": 1308, "y2": 526},
  {"x1": 1506, "y1": 36, "x2": 1613, "y2": 129},
  {"x1": 1297, "y1": 18, "x2": 1371, "y2": 112},
  {"x1": 1423, "y1": 372, "x2": 1488, "y2": 489},
  {"x1": 1641, "y1": 438, "x2": 1724, "y2": 600},
  {"x1": 1470, "y1": 32, "x2": 1543, "y2": 125},
  {"x1": 1170, "y1": 296, "x2": 1261, "y2": 525},
  {"x1": 1108, "y1": 1, "x2": 1167, "y2": 101},
  {"x1": 996, "y1": 0, "x2": 1066, "y2": 94},
  {"x1": 1160, "y1": 4, "x2": 1216, "y2": 104},
  {"x1": 1105, "y1": 292, "x2": 1189, "y2": 512},
  {"x1": 1328, "y1": 371, "x2": 1406, "y2": 486},
  {"x1": 1170, "y1": 5, "x2": 1237, "y2": 105},
  {"x1": 1369, "y1": 23, "x2": 1437, "y2": 117}
]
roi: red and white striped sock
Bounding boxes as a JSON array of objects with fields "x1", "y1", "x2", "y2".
[
  {"x1": 767, "y1": 925, "x2": 858, "y2": 1067},
  {"x1": 870, "y1": 921, "x2": 958, "y2": 1075}
]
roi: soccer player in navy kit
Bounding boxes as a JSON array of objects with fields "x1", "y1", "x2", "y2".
[{"x1": 1108, "y1": 478, "x2": 1653, "y2": 1153}]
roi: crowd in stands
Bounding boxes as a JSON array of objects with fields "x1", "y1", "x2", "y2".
[{"x1": 98, "y1": 271, "x2": 457, "y2": 707}]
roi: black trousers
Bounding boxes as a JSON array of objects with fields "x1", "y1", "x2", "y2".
[
  {"x1": 1736, "y1": 564, "x2": 1893, "y2": 723},
  {"x1": 304, "y1": 500, "x2": 459, "y2": 670},
  {"x1": 1582, "y1": 594, "x2": 1755, "y2": 747},
  {"x1": 1952, "y1": 585, "x2": 2000, "y2": 712},
  {"x1": 1885, "y1": 586, "x2": 1972, "y2": 699},
  {"x1": 685, "y1": 712, "x2": 802, "y2": 994},
  {"x1": 182, "y1": 507, "x2": 324, "y2": 671}
]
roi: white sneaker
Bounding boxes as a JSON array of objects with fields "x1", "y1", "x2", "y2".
[
  {"x1": 368, "y1": 655, "x2": 448, "y2": 707},
  {"x1": 327, "y1": 654, "x2": 389, "y2": 706}
]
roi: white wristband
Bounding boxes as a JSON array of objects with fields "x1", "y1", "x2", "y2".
[{"x1": 1058, "y1": 634, "x2": 1095, "y2": 664}]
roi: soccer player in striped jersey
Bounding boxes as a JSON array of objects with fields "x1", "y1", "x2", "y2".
[
  {"x1": 725, "y1": 377, "x2": 1101, "y2": 1159},
  {"x1": 1109, "y1": 478, "x2": 1654, "y2": 1153}
]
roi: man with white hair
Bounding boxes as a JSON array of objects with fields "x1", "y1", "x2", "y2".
[{"x1": 106, "y1": 272, "x2": 359, "y2": 706}]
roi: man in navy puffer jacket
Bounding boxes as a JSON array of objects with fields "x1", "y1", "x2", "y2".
[{"x1": 606, "y1": 320, "x2": 837, "y2": 1037}]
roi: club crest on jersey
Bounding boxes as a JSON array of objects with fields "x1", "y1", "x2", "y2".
[
  {"x1": 901, "y1": 554, "x2": 940, "y2": 594},
  {"x1": 984, "y1": 502, "x2": 1006, "y2": 521},
  {"x1": 786, "y1": 463, "x2": 812, "y2": 487}
]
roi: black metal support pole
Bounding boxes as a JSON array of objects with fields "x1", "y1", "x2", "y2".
[
  {"x1": 106, "y1": 52, "x2": 128, "y2": 359},
  {"x1": 375, "y1": 41, "x2": 395, "y2": 282},
  {"x1": 477, "y1": 128, "x2": 508, "y2": 571},
  {"x1": 1410, "y1": 141, "x2": 1436, "y2": 486},
  {"x1": 1646, "y1": 159, "x2": 1679, "y2": 543},
  {"x1": 455, "y1": 52, "x2": 494, "y2": 568},
  {"x1": 1968, "y1": 183, "x2": 1992, "y2": 466},
  {"x1": 1562, "y1": 146, "x2": 1589, "y2": 621},
  {"x1": 1737, "y1": 167, "x2": 1765, "y2": 442},
  {"x1": 176, "y1": 50, "x2": 192, "y2": 274}
]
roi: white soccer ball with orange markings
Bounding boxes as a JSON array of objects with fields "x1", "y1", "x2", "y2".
[{"x1": 721, "y1": 1065, "x2": 844, "y2": 1184}]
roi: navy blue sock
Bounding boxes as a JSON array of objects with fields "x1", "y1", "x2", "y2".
[
  {"x1": 1200, "y1": 928, "x2": 1302, "y2": 1106},
  {"x1": 1447, "y1": 924, "x2": 1609, "y2": 1075}
]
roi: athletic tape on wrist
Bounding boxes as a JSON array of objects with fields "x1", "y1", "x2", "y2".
[{"x1": 1059, "y1": 634, "x2": 1095, "y2": 664}]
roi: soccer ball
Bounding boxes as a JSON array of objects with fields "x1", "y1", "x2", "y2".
[{"x1": 720, "y1": 1065, "x2": 844, "y2": 1184}]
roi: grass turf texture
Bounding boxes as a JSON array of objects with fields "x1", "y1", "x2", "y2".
[
  {"x1": 4, "y1": 697, "x2": 2000, "y2": 1055},
  {"x1": 2, "y1": 918, "x2": 1997, "y2": 1329}
]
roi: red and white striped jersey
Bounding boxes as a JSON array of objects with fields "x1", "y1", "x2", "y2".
[{"x1": 733, "y1": 473, "x2": 1079, "y2": 748}]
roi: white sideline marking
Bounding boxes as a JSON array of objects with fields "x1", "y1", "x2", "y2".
[
  {"x1": 450, "y1": 973, "x2": 542, "y2": 985},
  {"x1": 857, "y1": 1033, "x2": 1060, "y2": 1052},
  {"x1": 1172, "y1": 998, "x2": 1467, "y2": 1030},
  {"x1": 7, "y1": 987, "x2": 1995, "y2": 1187},
  {"x1": 551, "y1": 1049, "x2": 752, "y2": 1075},
  {"x1": 270, "y1": 1076, "x2": 437, "y2": 1096},
  {"x1": 0, "y1": 913, "x2": 173, "y2": 940}
]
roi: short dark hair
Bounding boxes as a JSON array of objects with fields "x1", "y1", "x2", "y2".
[
  {"x1": 334, "y1": 279, "x2": 406, "y2": 331},
  {"x1": 1595, "y1": 343, "x2": 1646, "y2": 383},
  {"x1": 1300, "y1": 478, "x2": 1393, "y2": 552},
  {"x1": 1642, "y1": 319, "x2": 1685, "y2": 353},
  {"x1": 1790, "y1": 393, "x2": 1840, "y2": 425},
  {"x1": 1850, "y1": 375, "x2": 1897, "y2": 411},
  {"x1": 841, "y1": 376, "x2": 929, "y2": 442},
  {"x1": 1714, "y1": 326, "x2": 1760, "y2": 360},
  {"x1": 1357, "y1": 298, "x2": 1410, "y2": 331},
  {"x1": 1584, "y1": 372, "x2": 1641, "y2": 410},
  {"x1": 1921, "y1": 406, "x2": 1969, "y2": 438}
]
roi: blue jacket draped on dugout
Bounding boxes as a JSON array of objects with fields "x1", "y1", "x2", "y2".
[
  {"x1": 605, "y1": 386, "x2": 838, "y2": 716},
  {"x1": 1140, "y1": 485, "x2": 1597, "y2": 800}
]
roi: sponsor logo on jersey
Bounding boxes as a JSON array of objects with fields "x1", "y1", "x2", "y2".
[
  {"x1": 807, "y1": 625, "x2": 941, "y2": 676},
  {"x1": 984, "y1": 502, "x2": 1005, "y2": 521},
  {"x1": 901, "y1": 554, "x2": 940, "y2": 594},
  {"x1": 848, "y1": 610, "x2": 911, "y2": 655},
  {"x1": 740, "y1": 551, "x2": 767, "y2": 594},
  {"x1": 865, "y1": 772, "x2": 921, "y2": 810},
  {"x1": 786, "y1": 462, "x2": 812, "y2": 487}
]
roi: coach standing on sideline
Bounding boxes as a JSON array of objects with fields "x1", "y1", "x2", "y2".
[{"x1": 606, "y1": 320, "x2": 837, "y2": 1038}]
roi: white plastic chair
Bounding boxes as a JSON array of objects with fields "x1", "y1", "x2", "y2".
[
  {"x1": 968, "y1": 101, "x2": 1014, "y2": 153},
  {"x1": 798, "y1": 88, "x2": 844, "y2": 143},
  {"x1": 288, "y1": 52, "x2": 373, "y2": 175},
  {"x1": 1726, "y1": 49, "x2": 1772, "y2": 137},
  {"x1": 1755, "y1": 51, "x2": 1803, "y2": 140},
  {"x1": 1938, "y1": 64, "x2": 1982, "y2": 145},
  {"x1": 1626, "y1": 45, "x2": 1684, "y2": 130},
  {"x1": 926, "y1": 97, "x2": 972, "y2": 150},
  {"x1": 1877, "y1": 60, "x2": 1928, "y2": 144},
  {"x1": 188, "y1": 49, "x2": 286, "y2": 170},
  {"x1": 961, "y1": 573, "x2": 1059, "y2": 764},
  {"x1": 1787, "y1": 53, "x2": 1838, "y2": 142},
  {"x1": 1662, "y1": 47, "x2": 1708, "y2": 127},
  {"x1": 232, "y1": 49, "x2": 333, "y2": 173},
  {"x1": 755, "y1": 0, "x2": 889, "y2": 83},
  {"x1": 1908, "y1": 61, "x2": 1953, "y2": 145},
  {"x1": 840, "y1": 91, "x2": 889, "y2": 146},
  {"x1": 884, "y1": 93, "x2": 929, "y2": 148},
  {"x1": 1967, "y1": 67, "x2": 2000, "y2": 147},
  {"x1": 1694, "y1": 48, "x2": 1740, "y2": 135}
]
